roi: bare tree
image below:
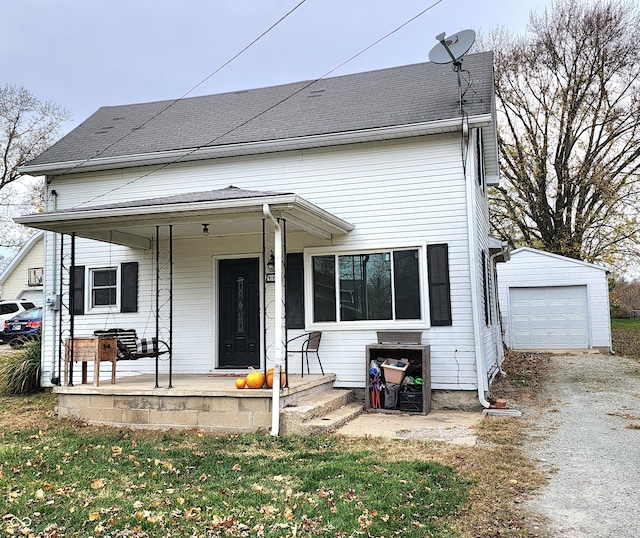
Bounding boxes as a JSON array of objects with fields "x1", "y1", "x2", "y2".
[
  {"x1": 610, "y1": 277, "x2": 640, "y2": 316},
  {"x1": 0, "y1": 180, "x2": 45, "y2": 248},
  {"x1": 489, "y1": 0, "x2": 640, "y2": 273},
  {"x1": 0, "y1": 84, "x2": 69, "y2": 248}
]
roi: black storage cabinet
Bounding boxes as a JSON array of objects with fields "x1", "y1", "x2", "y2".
[{"x1": 365, "y1": 343, "x2": 431, "y2": 415}]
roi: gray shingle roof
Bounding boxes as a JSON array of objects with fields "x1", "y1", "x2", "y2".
[
  {"x1": 25, "y1": 52, "x2": 494, "y2": 168},
  {"x1": 52, "y1": 186, "x2": 291, "y2": 213}
]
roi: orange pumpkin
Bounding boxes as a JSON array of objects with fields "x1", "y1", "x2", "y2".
[
  {"x1": 266, "y1": 368, "x2": 286, "y2": 389},
  {"x1": 245, "y1": 368, "x2": 265, "y2": 389},
  {"x1": 235, "y1": 378, "x2": 246, "y2": 389}
]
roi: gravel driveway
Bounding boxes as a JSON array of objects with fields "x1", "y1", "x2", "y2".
[{"x1": 522, "y1": 352, "x2": 640, "y2": 537}]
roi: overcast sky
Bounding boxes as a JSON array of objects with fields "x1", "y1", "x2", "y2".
[{"x1": 4, "y1": 0, "x2": 554, "y2": 134}]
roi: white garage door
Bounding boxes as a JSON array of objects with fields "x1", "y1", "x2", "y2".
[{"x1": 509, "y1": 286, "x2": 589, "y2": 349}]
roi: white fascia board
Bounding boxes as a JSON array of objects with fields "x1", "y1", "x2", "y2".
[{"x1": 19, "y1": 114, "x2": 494, "y2": 177}]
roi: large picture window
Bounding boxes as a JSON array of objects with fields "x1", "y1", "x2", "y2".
[{"x1": 312, "y1": 249, "x2": 421, "y2": 323}]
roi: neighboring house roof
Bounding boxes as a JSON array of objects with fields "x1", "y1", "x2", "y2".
[
  {"x1": 20, "y1": 52, "x2": 497, "y2": 177},
  {"x1": 0, "y1": 232, "x2": 44, "y2": 286},
  {"x1": 509, "y1": 247, "x2": 610, "y2": 273}
]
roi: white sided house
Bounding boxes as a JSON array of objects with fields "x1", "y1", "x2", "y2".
[
  {"x1": 17, "y1": 52, "x2": 508, "y2": 417},
  {"x1": 497, "y1": 247, "x2": 612, "y2": 353},
  {"x1": 0, "y1": 232, "x2": 44, "y2": 305}
]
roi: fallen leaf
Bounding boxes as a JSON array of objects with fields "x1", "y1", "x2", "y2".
[
  {"x1": 88, "y1": 513, "x2": 100, "y2": 521},
  {"x1": 91, "y1": 479, "x2": 105, "y2": 490}
]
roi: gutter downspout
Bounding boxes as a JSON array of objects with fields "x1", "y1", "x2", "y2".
[
  {"x1": 465, "y1": 140, "x2": 491, "y2": 409},
  {"x1": 489, "y1": 249, "x2": 507, "y2": 379},
  {"x1": 263, "y1": 204, "x2": 283, "y2": 436},
  {"x1": 49, "y1": 189, "x2": 58, "y2": 385}
]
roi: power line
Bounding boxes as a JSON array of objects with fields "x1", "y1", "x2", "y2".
[
  {"x1": 56, "y1": 1, "x2": 307, "y2": 180},
  {"x1": 71, "y1": 0, "x2": 446, "y2": 208}
]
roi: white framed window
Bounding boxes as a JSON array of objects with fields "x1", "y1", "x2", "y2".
[
  {"x1": 310, "y1": 248, "x2": 422, "y2": 324},
  {"x1": 72, "y1": 262, "x2": 138, "y2": 315},
  {"x1": 90, "y1": 267, "x2": 118, "y2": 309}
]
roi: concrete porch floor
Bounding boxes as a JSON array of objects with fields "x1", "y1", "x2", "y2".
[{"x1": 54, "y1": 372, "x2": 334, "y2": 397}]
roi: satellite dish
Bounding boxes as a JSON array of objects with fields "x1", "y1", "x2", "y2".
[{"x1": 428, "y1": 29, "x2": 476, "y2": 65}]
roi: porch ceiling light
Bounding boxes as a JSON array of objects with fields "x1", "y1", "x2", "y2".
[{"x1": 202, "y1": 223, "x2": 209, "y2": 237}]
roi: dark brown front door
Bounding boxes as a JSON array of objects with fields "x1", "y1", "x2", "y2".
[{"x1": 218, "y1": 258, "x2": 260, "y2": 368}]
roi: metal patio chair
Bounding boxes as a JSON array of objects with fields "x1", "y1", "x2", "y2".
[{"x1": 287, "y1": 331, "x2": 324, "y2": 377}]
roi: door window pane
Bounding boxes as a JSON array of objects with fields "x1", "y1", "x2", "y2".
[{"x1": 236, "y1": 276, "x2": 245, "y2": 334}]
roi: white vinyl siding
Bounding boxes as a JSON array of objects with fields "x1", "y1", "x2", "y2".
[
  {"x1": 0, "y1": 235, "x2": 44, "y2": 304},
  {"x1": 41, "y1": 134, "x2": 493, "y2": 390}
]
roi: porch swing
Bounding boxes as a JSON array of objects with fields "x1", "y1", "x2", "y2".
[
  {"x1": 63, "y1": 226, "x2": 173, "y2": 387},
  {"x1": 92, "y1": 327, "x2": 169, "y2": 361},
  {"x1": 92, "y1": 230, "x2": 169, "y2": 365}
]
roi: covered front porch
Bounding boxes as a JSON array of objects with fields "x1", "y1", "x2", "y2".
[{"x1": 17, "y1": 186, "x2": 353, "y2": 390}]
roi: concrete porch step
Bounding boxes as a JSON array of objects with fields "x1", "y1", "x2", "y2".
[
  {"x1": 280, "y1": 389, "x2": 363, "y2": 435},
  {"x1": 304, "y1": 402, "x2": 365, "y2": 434}
]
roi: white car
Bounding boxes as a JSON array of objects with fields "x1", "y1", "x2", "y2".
[{"x1": 0, "y1": 300, "x2": 37, "y2": 328}]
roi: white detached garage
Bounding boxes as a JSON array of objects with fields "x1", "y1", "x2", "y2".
[{"x1": 497, "y1": 248, "x2": 612, "y2": 353}]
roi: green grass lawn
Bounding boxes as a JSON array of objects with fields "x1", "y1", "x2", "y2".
[
  {"x1": 611, "y1": 318, "x2": 640, "y2": 330},
  {"x1": 0, "y1": 395, "x2": 468, "y2": 537},
  {"x1": 0, "y1": 348, "x2": 547, "y2": 538}
]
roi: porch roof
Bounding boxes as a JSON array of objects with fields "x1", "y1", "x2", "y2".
[{"x1": 15, "y1": 186, "x2": 354, "y2": 249}]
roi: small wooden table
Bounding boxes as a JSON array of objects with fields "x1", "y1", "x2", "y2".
[{"x1": 64, "y1": 337, "x2": 118, "y2": 386}]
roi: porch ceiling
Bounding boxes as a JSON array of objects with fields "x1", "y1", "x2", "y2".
[{"x1": 15, "y1": 187, "x2": 354, "y2": 249}]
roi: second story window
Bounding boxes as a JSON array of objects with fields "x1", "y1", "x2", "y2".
[{"x1": 28, "y1": 268, "x2": 44, "y2": 287}]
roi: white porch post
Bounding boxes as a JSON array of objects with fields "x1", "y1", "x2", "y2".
[{"x1": 263, "y1": 204, "x2": 283, "y2": 436}]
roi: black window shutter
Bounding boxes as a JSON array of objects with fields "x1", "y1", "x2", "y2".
[
  {"x1": 286, "y1": 253, "x2": 304, "y2": 329},
  {"x1": 120, "y1": 262, "x2": 138, "y2": 313},
  {"x1": 427, "y1": 244, "x2": 452, "y2": 326},
  {"x1": 482, "y1": 250, "x2": 489, "y2": 325},
  {"x1": 72, "y1": 265, "x2": 85, "y2": 315}
]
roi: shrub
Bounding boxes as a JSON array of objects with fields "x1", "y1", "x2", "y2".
[{"x1": 0, "y1": 336, "x2": 42, "y2": 394}]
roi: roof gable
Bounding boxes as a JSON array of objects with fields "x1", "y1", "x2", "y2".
[
  {"x1": 509, "y1": 247, "x2": 610, "y2": 273},
  {"x1": 0, "y1": 232, "x2": 44, "y2": 285},
  {"x1": 23, "y1": 52, "x2": 495, "y2": 173}
]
